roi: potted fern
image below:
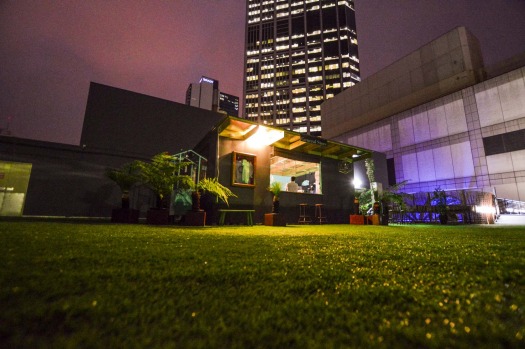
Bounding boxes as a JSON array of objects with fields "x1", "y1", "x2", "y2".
[
  {"x1": 182, "y1": 177, "x2": 237, "y2": 226},
  {"x1": 135, "y1": 152, "x2": 193, "y2": 225},
  {"x1": 264, "y1": 181, "x2": 286, "y2": 226},
  {"x1": 190, "y1": 177, "x2": 236, "y2": 211}
]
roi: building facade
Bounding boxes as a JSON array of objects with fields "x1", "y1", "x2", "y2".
[
  {"x1": 244, "y1": 0, "x2": 360, "y2": 136},
  {"x1": 219, "y1": 92, "x2": 240, "y2": 117},
  {"x1": 322, "y1": 27, "x2": 525, "y2": 205},
  {"x1": 186, "y1": 76, "x2": 240, "y2": 116},
  {"x1": 186, "y1": 76, "x2": 220, "y2": 112}
]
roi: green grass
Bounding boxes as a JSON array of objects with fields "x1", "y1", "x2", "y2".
[{"x1": 1, "y1": 222, "x2": 524, "y2": 348}]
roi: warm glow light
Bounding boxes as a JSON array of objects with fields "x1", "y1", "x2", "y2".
[
  {"x1": 246, "y1": 126, "x2": 284, "y2": 147},
  {"x1": 475, "y1": 205, "x2": 496, "y2": 214}
]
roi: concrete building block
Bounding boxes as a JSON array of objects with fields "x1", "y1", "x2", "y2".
[
  {"x1": 447, "y1": 29, "x2": 462, "y2": 49},
  {"x1": 368, "y1": 91, "x2": 380, "y2": 110},
  {"x1": 398, "y1": 116, "x2": 415, "y2": 147},
  {"x1": 409, "y1": 68, "x2": 425, "y2": 92},
  {"x1": 360, "y1": 94, "x2": 370, "y2": 112},
  {"x1": 451, "y1": 142, "x2": 475, "y2": 178},
  {"x1": 422, "y1": 62, "x2": 439, "y2": 85},
  {"x1": 432, "y1": 146, "x2": 454, "y2": 180},
  {"x1": 417, "y1": 149, "x2": 436, "y2": 181},
  {"x1": 399, "y1": 76, "x2": 413, "y2": 97},
  {"x1": 432, "y1": 35, "x2": 450, "y2": 57},
  {"x1": 487, "y1": 153, "x2": 514, "y2": 174},
  {"x1": 511, "y1": 149, "x2": 525, "y2": 171},
  {"x1": 428, "y1": 104, "x2": 448, "y2": 139},
  {"x1": 421, "y1": 44, "x2": 434, "y2": 64},
  {"x1": 494, "y1": 183, "x2": 519, "y2": 200},
  {"x1": 412, "y1": 109, "x2": 431, "y2": 143},
  {"x1": 392, "y1": 60, "x2": 409, "y2": 80},
  {"x1": 517, "y1": 182, "x2": 525, "y2": 201},
  {"x1": 499, "y1": 74, "x2": 525, "y2": 122},
  {"x1": 402, "y1": 152, "x2": 419, "y2": 183},
  {"x1": 406, "y1": 51, "x2": 422, "y2": 70},
  {"x1": 377, "y1": 124, "x2": 393, "y2": 152},
  {"x1": 519, "y1": 117, "x2": 525, "y2": 129},
  {"x1": 475, "y1": 84, "x2": 504, "y2": 127},
  {"x1": 444, "y1": 98, "x2": 468, "y2": 135}
]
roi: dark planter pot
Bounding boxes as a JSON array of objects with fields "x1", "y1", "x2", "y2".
[
  {"x1": 353, "y1": 198, "x2": 360, "y2": 215},
  {"x1": 147, "y1": 208, "x2": 169, "y2": 225},
  {"x1": 380, "y1": 201, "x2": 389, "y2": 225},
  {"x1": 192, "y1": 191, "x2": 203, "y2": 212},
  {"x1": 272, "y1": 197, "x2": 280, "y2": 213},
  {"x1": 373, "y1": 202, "x2": 380, "y2": 215},
  {"x1": 380, "y1": 211, "x2": 389, "y2": 225},
  {"x1": 184, "y1": 210, "x2": 206, "y2": 226},
  {"x1": 121, "y1": 191, "x2": 130, "y2": 209},
  {"x1": 111, "y1": 208, "x2": 139, "y2": 224}
]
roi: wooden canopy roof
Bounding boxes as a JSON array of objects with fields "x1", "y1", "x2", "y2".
[{"x1": 216, "y1": 116, "x2": 372, "y2": 162}]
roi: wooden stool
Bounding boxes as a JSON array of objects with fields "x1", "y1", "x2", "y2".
[
  {"x1": 298, "y1": 204, "x2": 311, "y2": 224},
  {"x1": 315, "y1": 204, "x2": 327, "y2": 224}
]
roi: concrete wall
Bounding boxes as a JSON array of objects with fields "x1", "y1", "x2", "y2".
[
  {"x1": 332, "y1": 67, "x2": 525, "y2": 201},
  {"x1": 322, "y1": 27, "x2": 484, "y2": 139}
]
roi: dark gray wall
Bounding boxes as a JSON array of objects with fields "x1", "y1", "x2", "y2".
[
  {"x1": 81, "y1": 82, "x2": 223, "y2": 159},
  {"x1": 0, "y1": 82, "x2": 226, "y2": 218},
  {"x1": 0, "y1": 137, "x2": 144, "y2": 217}
]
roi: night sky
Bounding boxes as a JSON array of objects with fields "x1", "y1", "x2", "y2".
[{"x1": 1, "y1": 0, "x2": 524, "y2": 145}]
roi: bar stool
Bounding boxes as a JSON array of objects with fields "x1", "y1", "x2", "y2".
[
  {"x1": 298, "y1": 203, "x2": 311, "y2": 224},
  {"x1": 315, "y1": 204, "x2": 327, "y2": 224}
]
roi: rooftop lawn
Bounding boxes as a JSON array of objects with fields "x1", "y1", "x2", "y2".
[{"x1": 1, "y1": 221, "x2": 524, "y2": 348}]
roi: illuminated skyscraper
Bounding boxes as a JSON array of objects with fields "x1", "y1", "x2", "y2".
[
  {"x1": 244, "y1": 0, "x2": 360, "y2": 136},
  {"x1": 186, "y1": 76, "x2": 239, "y2": 116},
  {"x1": 186, "y1": 76, "x2": 220, "y2": 112}
]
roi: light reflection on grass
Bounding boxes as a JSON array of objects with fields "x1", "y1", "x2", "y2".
[{"x1": 1, "y1": 222, "x2": 524, "y2": 348}]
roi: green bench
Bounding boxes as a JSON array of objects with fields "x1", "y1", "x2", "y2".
[{"x1": 218, "y1": 209, "x2": 255, "y2": 226}]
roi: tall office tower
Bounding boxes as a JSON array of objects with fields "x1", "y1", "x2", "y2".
[
  {"x1": 186, "y1": 76, "x2": 240, "y2": 116},
  {"x1": 244, "y1": 0, "x2": 360, "y2": 136},
  {"x1": 186, "y1": 76, "x2": 220, "y2": 112}
]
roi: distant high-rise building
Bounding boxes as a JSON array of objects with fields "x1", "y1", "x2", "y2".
[
  {"x1": 186, "y1": 76, "x2": 239, "y2": 116},
  {"x1": 219, "y1": 92, "x2": 240, "y2": 117},
  {"x1": 244, "y1": 0, "x2": 360, "y2": 136},
  {"x1": 186, "y1": 76, "x2": 220, "y2": 112}
]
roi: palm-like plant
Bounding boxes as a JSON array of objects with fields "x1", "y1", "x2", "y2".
[
  {"x1": 268, "y1": 182, "x2": 282, "y2": 213},
  {"x1": 135, "y1": 152, "x2": 193, "y2": 209},
  {"x1": 268, "y1": 182, "x2": 282, "y2": 199}
]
